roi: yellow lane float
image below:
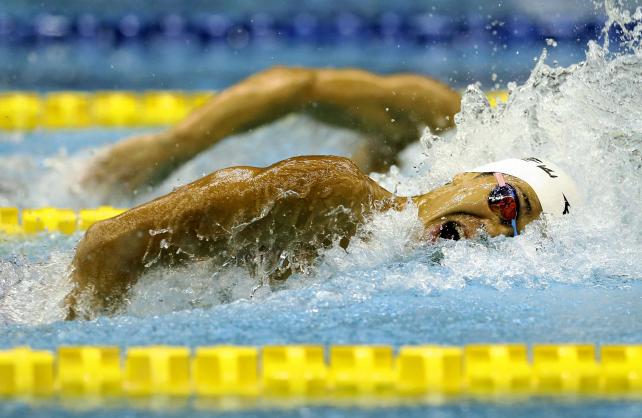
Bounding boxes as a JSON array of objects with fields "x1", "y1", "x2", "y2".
[
  {"x1": 0, "y1": 344, "x2": 641, "y2": 399},
  {"x1": 0, "y1": 90, "x2": 508, "y2": 131}
]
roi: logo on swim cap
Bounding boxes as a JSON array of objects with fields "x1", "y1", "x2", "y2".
[{"x1": 468, "y1": 157, "x2": 580, "y2": 216}]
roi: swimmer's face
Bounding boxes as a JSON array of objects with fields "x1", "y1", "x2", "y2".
[{"x1": 414, "y1": 172, "x2": 543, "y2": 241}]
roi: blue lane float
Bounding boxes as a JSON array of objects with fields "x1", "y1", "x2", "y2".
[{"x1": 0, "y1": 12, "x2": 608, "y2": 47}]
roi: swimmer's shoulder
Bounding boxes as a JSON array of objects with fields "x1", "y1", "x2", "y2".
[
  {"x1": 259, "y1": 155, "x2": 391, "y2": 202},
  {"x1": 258, "y1": 156, "x2": 370, "y2": 188},
  {"x1": 264, "y1": 155, "x2": 363, "y2": 177}
]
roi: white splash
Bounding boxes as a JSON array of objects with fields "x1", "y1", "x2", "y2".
[
  {"x1": 0, "y1": 250, "x2": 73, "y2": 325},
  {"x1": 371, "y1": 1, "x2": 642, "y2": 291}
]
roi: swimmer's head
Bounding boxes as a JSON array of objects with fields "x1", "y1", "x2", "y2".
[{"x1": 412, "y1": 157, "x2": 579, "y2": 241}]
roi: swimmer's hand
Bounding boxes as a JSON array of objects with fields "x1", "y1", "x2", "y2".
[{"x1": 81, "y1": 133, "x2": 178, "y2": 201}]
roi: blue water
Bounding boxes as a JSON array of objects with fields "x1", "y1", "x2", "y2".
[
  {"x1": 2, "y1": 273, "x2": 641, "y2": 349},
  {"x1": 4, "y1": 400, "x2": 642, "y2": 418},
  {"x1": 3, "y1": 400, "x2": 642, "y2": 418},
  {"x1": 1, "y1": 1, "x2": 642, "y2": 418}
]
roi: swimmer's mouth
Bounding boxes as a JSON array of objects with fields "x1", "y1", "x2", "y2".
[
  {"x1": 427, "y1": 215, "x2": 482, "y2": 242},
  {"x1": 438, "y1": 221, "x2": 463, "y2": 241},
  {"x1": 427, "y1": 220, "x2": 465, "y2": 241}
]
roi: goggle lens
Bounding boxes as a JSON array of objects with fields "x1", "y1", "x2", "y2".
[{"x1": 488, "y1": 185, "x2": 518, "y2": 221}]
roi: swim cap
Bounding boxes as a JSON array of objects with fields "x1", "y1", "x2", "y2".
[{"x1": 468, "y1": 157, "x2": 580, "y2": 216}]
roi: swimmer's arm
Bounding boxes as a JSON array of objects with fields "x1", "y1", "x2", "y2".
[
  {"x1": 173, "y1": 68, "x2": 462, "y2": 168},
  {"x1": 83, "y1": 66, "x2": 460, "y2": 198},
  {"x1": 68, "y1": 156, "x2": 398, "y2": 319},
  {"x1": 81, "y1": 67, "x2": 316, "y2": 199}
]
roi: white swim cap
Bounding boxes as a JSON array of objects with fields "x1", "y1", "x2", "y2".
[{"x1": 468, "y1": 157, "x2": 580, "y2": 216}]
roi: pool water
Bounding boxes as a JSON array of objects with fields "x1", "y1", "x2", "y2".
[
  {"x1": 3, "y1": 400, "x2": 642, "y2": 418},
  {"x1": 1, "y1": 2, "x2": 642, "y2": 418}
]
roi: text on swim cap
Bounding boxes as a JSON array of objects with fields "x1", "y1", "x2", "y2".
[
  {"x1": 563, "y1": 194, "x2": 571, "y2": 215},
  {"x1": 522, "y1": 157, "x2": 558, "y2": 178}
]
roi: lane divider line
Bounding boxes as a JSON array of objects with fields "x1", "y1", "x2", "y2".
[
  {"x1": 0, "y1": 206, "x2": 127, "y2": 236},
  {"x1": 0, "y1": 90, "x2": 509, "y2": 131},
  {"x1": 1, "y1": 344, "x2": 641, "y2": 398},
  {"x1": 1, "y1": 13, "x2": 603, "y2": 46},
  {"x1": 0, "y1": 91, "x2": 214, "y2": 131}
]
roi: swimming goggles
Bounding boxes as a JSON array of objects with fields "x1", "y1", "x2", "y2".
[{"x1": 489, "y1": 172, "x2": 519, "y2": 237}]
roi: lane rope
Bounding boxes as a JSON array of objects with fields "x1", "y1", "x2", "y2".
[
  {"x1": 0, "y1": 13, "x2": 603, "y2": 46},
  {"x1": 0, "y1": 344, "x2": 641, "y2": 398},
  {"x1": 0, "y1": 90, "x2": 509, "y2": 131},
  {"x1": 0, "y1": 207, "x2": 126, "y2": 235},
  {"x1": 0, "y1": 90, "x2": 214, "y2": 131}
]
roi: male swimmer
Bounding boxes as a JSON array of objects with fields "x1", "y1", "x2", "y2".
[{"x1": 67, "y1": 67, "x2": 579, "y2": 319}]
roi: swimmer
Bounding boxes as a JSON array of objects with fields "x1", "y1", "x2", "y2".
[
  {"x1": 67, "y1": 155, "x2": 578, "y2": 319},
  {"x1": 67, "y1": 66, "x2": 579, "y2": 318}
]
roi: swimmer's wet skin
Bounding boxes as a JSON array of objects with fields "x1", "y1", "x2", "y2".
[{"x1": 66, "y1": 156, "x2": 576, "y2": 319}]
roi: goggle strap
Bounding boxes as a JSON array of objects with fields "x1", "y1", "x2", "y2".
[{"x1": 494, "y1": 172, "x2": 519, "y2": 237}]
